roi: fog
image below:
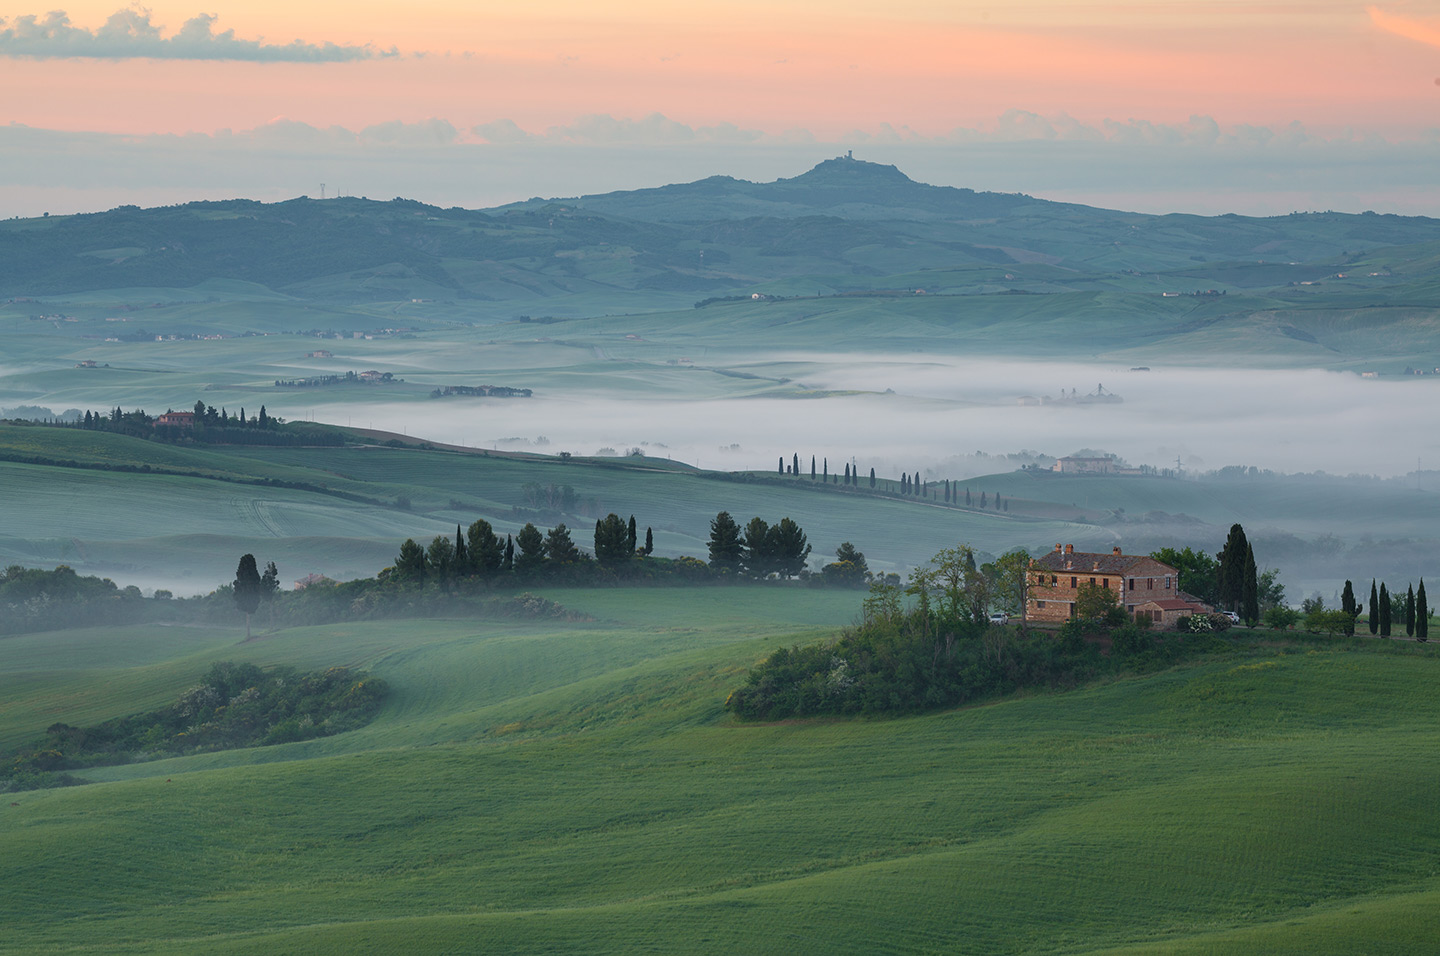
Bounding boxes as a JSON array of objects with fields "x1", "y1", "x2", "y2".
[{"x1": 298, "y1": 358, "x2": 1440, "y2": 480}]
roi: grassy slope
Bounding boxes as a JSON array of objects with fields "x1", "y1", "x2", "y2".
[
  {"x1": 1, "y1": 591, "x2": 1438, "y2": 954},
  {"x1": 0, "y1": 428, "x2": 1099, "y2": 587}
]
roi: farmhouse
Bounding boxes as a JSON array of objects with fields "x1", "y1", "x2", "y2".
[
  {"x1": 1027, "y1": 544, "x2": 1182, "y2": 623},
  {"x1": 154, "y1": 411, "x2": 195, "y2": 428},
  {"x1": 1053, "y1": 456, "x2": 1116, "y2": 474}
]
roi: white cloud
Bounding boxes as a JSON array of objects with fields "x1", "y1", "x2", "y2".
[{"x1": 0, "y1": 8, "x2": 396, "y2": 61}]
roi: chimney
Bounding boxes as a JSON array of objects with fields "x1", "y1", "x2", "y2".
[
  {"x1": 1112, "y1": 546, "x2": 1122, "y2": 556},
  {"x1": 1054, "y1": 544, "x2": 1063, "y2": 553},
  {"x1": 1064, "y1": 544, "x2": 1074, "y2": 555}
]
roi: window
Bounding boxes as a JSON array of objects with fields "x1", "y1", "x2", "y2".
[
  {"x1": 1051, "y1": 575, "x2": 1057, "y2": 586},
  {"x1": 1070, "y1": 576, "x2": 1077, "y2": 588},
  {"x1": 1037, "y1": 600, "x2": 1046, "y2": 608},
  {"x1": 1147, "y1": 578, "x2": 1154, "y2": 590},
  {"x1": 1089, "y1": 577, "x2": 1096, "y2": 585},
  {"x1": 1165, "y1": 576, "x2": 1172, "y2": 589},
  {"x1": 1128, "y1": 578, "x2": 1136, "y2": 590},
  {"x1": 1102, "y1": 578, "x2": 1109, "y2": 588}
]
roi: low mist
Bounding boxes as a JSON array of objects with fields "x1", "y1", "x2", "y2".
[{"x1": 305, "y1": 358, "x2": 1440, "y2": 480}]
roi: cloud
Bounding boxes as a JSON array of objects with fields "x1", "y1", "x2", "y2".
[
  {"x1": 472, "y1": 119, "x2": 535, "y2": 145},
  {"x1": 0, "y1": 8, "x2": 395, "y2": 61},
  {"x1": 475, "y1": 113, "x2": 765, "y2": 146},
  {"x1": 1368, "y1": 5, "x2": 1440, "y2": 49}
]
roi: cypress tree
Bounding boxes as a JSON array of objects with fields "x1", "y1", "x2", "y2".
[
  {"x1": 626, "y1": 514, "x2": 637, "y2": 553},
  {"x1": 980, "y1": 492, "x2": 988, "y2": 508},
  {"x1": 1341, "y1": 579, "x2": 1358, "y2": 636},
  {"x1": 1380, "y1": 582, "x2": 1392, "y2": 637},
  {"x1": 778, "y1": 456, "x2": 784, "y2": 475},
  {"x1": 1368, "y1": 579, "x2": 1379, "y2": 634},
  {"x1": 454, "y1": 524, "x2": 468, "y2": 571},
  {"x1": 644, "y1": 526, "x2": 654, "y2": 556},
  {"x1": 793, "y1": 453, "x2": 799, "y2": 477},
  {"x1": 1243, "y1": 544, "x2": 1260, "y2": 625},
  {"x1": 1217, "y1": 523, "x2": 1250, "y2": 612},
  {"x1": 965, "y1": 488, "x2": 972, "y2": 506},
  {"x1": 811, "y1": 456, "x2": 816, "y2": 479},
  {"x1": 843, "y1": 463, "x2": 850, "y2": 484},
  {"x1": 232, "y1": 553, "x2": 263, "y2": 640},
  {"x1": 1418, "y1": 579, "x2": 1429, "y2": 642},
  {"x1": 823, "y1": 458, "x2": 828, "y2": 482},
  {"x1": 1406, "y1": 584, "x2": 1417, "y2": 637},
  {"x1": 869, "y1": 467, "x2": 875, "y2": 489},
  {"x1": 503, "y1": 534, "x2": 514, "y2": 572}
]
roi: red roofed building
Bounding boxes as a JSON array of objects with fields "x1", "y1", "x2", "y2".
[
  {"x1": 1027, "y1": 544, "x2": 1180, "y2": 624},
  {"x1": 154, "y1": 411, "x2": 195, "y2": 428}
]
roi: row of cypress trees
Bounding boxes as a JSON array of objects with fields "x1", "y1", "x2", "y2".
[{"x1": 1365, "y1": 578, "x2": 1430, "y2": 640}]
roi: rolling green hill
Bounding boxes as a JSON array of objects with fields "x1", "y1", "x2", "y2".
[{"x1": 2, "y1": 590, "x2": 1439, "y2": 953}]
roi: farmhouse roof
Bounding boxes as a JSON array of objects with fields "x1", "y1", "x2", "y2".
[{"x1": 1031, "y1": 544, "x2": 1177, "y2": 575}]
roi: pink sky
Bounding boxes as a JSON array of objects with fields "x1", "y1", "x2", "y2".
[{"x1": 2, "y1": 1, "x2": 1438, "y2": 139}]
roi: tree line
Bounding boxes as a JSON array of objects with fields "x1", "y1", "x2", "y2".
[
  {"x1": 771, "y1": 454, "x2": 1010, "y2": 510},
  {"x1": 24, "y1": 400, "x2": 343, "y2": 447}
]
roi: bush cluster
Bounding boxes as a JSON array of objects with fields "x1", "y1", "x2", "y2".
[{"x1": 3, "y1": 661, "x2": 387, "y2": 792}]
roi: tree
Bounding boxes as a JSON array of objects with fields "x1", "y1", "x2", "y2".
[
  {"x1": 984, "y1": 549, "x2": 1032, "y2": 629},
  {"x1": 467, "y1": 519, "x2": 504, "y2": 575},
  {"x1": 544, "y1": 524, "x2": 581, "y2": 564},
  {"x1": 454, "y1": 524, "x2": 468, "y2": 572},
  {"x1": 965, "y1": 488, "x2": 971, "y2": 506},
  {"x1": 1263, "y1": 606, "x2": 1300, "y2": 631},
  {"x1": 811, "y1": 456, "x2": 816, "y2": 479},
  {"x1": 778, "y1": 456, "x2": 784, "y2": 475},
  {"x1": 1150, "y1": 546, "x2": 1220, "y2": 605},
  {"x1": 502, "y1": 534, "x2": 514, "y2": 572},
  {"x1": 626, "y1": 515, "x2": 637, "y2": 554},
  {"x1": 768, "y1": 518, "x2": 811, "y2": 578},
  {"x1": 1406, "y1": 584, "x2": 1417, "y2": 637},
  {"x1": 823, "y1": 458, "x2": 827, "y2": 482},
  {"x1": 644, "y1": 526, "x2": 654, "y2": 556},
  {"x1": 792, "y1": 453, "x2": 799, "y2": 478},
  {"x1": 1379, "y1": 582, "x2": 1392, "y2": 637},
  {"x1": 593, "y1": 513, "x2": 630, "y2": 567},
  {"x1": 426, "y1": 536, "x2": 455, "y2": 582},
  {"x1": 1368, "y1": 579, "x2": 1379, "y2": 635},
  {"x1": 930, "y1": 545, "x2": 990, "y2": 626},
  {"x1": 233, "y1": 554, "x2": 263, "y2": 640},
  {"x1": 261, "y1": 561, "x2": 280, "y2": 605},
  {"x1": 1341, "y1": 579, "x2": 1359, "y2": 636},
  {"x1": 742, "y1": 517, "x2": 773, "y2": 578},
  {"x1": 1074, "y1": 581, "x2": 1120, "y2": 623},
  {"x1": 869, "y1": 467, "x2": 875, "y2": 489},
  {"x1": 1216, "y1": 523, "x2": 1250, "y2": 612},
  {"x1": 707, "y1": 511, "x2": 744, "y2": 571},
  {"x1": 515, "y1": 522, "x2": 545, "y2": 571},
  {"x1": 1418, "y1": 579, "x2": 1429, "y2": 642},
  {"x1": 822, "y1": 542, "x2": 869, "y2": 587},
  {"x1": 393, "y1": 539, "x2": 427, "y2": 588}
]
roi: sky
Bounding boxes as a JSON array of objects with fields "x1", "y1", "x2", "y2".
[{"x1": 2, "y1": 1, "x2": 1440, "y2": 215}]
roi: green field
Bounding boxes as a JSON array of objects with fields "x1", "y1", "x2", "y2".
[{"x1": 3, "y1": 589, "x2": 1439, "y2": 953}]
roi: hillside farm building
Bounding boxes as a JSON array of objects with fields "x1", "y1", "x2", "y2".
[
  {"x1": 154, "y1": 411, "x2": 195, "y2": 428},
  {"x1": 1027, "y1": 544, "x2": 1208, "y2": 625}
]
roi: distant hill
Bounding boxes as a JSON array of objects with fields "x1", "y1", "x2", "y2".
[{"x1": 4, "y1": 157, "x2": 1440, "y2": 310}]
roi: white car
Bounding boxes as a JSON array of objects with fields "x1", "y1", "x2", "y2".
[
  {"x1": 988, "y1": 612, "x2": 1010, "y2": 625},
  {"x1": 1220, "y1": 610, "x2": 1241, "y2": 623}
]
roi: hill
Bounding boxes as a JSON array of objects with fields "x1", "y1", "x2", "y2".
[
  {"x1": 5, "y1": 158, "x2": 1440, "y2": 329},
  {"x1": 0, "y1": 422, "x2": 1434, "y2": 599},
  {"x1": 2, "y1": 591, "x2": 1439, "y2": 953}
]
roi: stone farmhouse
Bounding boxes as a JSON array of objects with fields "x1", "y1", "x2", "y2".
[{"x1": 1027, "y1": 544, "x2": 1211, "y2": 626}]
